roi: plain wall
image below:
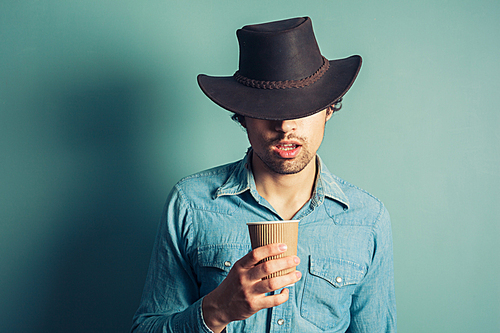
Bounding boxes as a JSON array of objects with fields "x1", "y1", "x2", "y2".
[{"x1": 1, "y1": 1, "x2": 499, "y2": 332}]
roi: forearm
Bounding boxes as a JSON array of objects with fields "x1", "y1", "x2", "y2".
[{"x1": 132, "y1": 297, "x2": 214, "y2": 333}]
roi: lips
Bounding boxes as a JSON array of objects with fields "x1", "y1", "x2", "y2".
[{"x1": 274, "y1": 142, "x2": 302, "y2": 158}]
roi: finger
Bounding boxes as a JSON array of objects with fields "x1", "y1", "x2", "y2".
[
  {"x1": 253, "y1": 270, "x2": 302, "y2": 294},
  {"x1": 254, "y1": 287, "x2": 291, "y2": 309},
  {"x1": 250, "y1": 255, "x2": 300, "y2": 281},
  {"x1": 238, "y1": 243, "x2": 287, "y2": 268}
]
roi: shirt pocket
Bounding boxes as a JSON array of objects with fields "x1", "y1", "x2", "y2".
[
  {"x1": 300, "y1": 256, "x2": 365, "y2": 331},
  {"x1": 197, "y1": 244, "x2": 250, "y2": 295}
]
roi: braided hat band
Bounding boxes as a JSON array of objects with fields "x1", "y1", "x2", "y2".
[{"x1": 233, "y1": 56, "x2": 330, "y2": 90}]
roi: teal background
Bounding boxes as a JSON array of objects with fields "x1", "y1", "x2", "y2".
[{"x1": 1, "y1": 1, "x2": 499, "y2": 332}]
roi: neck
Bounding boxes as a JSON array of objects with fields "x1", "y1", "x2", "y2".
[{"x1": 251, "y1": 151, "x2": 317, "y2": 220}]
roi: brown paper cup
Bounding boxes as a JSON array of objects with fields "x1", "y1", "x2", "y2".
[{"x1": 247, "y1": 220, "x2": 299, "y2": 279}]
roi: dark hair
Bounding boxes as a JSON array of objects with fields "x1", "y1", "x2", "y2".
[
  {"x1": 329, "y1": 97, "x2": 343, "y2": 113},
  {"x1": 231, "y1": 113, "x2": 246, "y2": 127},
  {"x1": 231, "y1": 98, "x2": 343, "y2": 127}
]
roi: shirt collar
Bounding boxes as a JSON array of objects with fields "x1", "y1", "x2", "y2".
[
  {"x1": 214, "y1": 149, "x2": 350, "y2": 210},
  {"x1": 314, "y1": 155, "x2": 350, "y2": 209},
  {"x1": 213, "y1": 148, "x2": 254, "y2": 199}
]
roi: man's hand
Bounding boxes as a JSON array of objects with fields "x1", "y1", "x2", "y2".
[{"x1": 202, "y1": 243, "x2": 301, "y2": 333}]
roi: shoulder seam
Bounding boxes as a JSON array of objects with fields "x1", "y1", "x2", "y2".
[
  {"x1": 176, "y1": 162, "x2": 236, "y2": 185},
  {"x1": 333, "y1": 174, "x2": 384, "y2": 206}
]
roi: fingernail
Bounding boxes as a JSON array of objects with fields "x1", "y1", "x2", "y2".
[
  {"x1": 295, "y1": 271, "x2": 302, "y2": 279},
  {"x1": 279, "y1": 244, "x2": 287, "y2": 251},
  {"x1": 293, "y1": 256, "x2": 300, "y2": 264}
]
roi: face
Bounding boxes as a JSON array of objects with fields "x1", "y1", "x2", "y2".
[{"x1": 244, "y1": 110, "x2": 332, "y2": 175}]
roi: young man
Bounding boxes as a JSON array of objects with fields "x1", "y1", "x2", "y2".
[{"x1": 131, "y1": 17, "x2": 396, "y2": 333}]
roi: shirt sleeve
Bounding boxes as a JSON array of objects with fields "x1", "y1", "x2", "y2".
[
  {"x1": 131, "y1": 185, "x2": 214, "y2": 333},
  {"x1": 347, "y1": 205, "x2": 397, "y2": 333}
]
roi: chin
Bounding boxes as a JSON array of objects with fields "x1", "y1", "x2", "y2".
[{"x1": 266, "y1": 158, "x2": 311, "y2": 175}]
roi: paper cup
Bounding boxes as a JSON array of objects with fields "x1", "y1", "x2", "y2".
[{"x1": 246, "y1": 220, "x2": 299, "y2": 279}]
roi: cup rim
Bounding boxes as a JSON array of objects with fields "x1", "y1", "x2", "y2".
[{"x1": 246, "y1": 220, "x2": 300, "y2": 225}]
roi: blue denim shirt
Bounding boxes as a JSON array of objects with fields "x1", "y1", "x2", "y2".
[{"x1": 131, "y1": 151, "x2": 396, "y2": 332}]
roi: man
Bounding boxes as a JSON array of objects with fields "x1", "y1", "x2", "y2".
[{"x1": 131, "y1": 17, "x2": 396, "y2": 333}]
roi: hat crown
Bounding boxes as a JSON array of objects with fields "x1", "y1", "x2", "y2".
[{"x1": 236, "y1": 17, "x2": 323, "y2": 81}]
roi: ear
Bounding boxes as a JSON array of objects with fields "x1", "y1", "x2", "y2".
[{"x1": 325, "y1": 106, "x2": 334, "y2": 122}]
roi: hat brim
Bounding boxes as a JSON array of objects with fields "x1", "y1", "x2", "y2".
[{"x1": 198, "y1": 55, "x2": 362, "y2": 121}]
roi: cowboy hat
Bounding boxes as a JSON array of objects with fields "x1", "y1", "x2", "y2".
[{"x1": 197, "y1": 17, "x2": 361, "y2": 120}]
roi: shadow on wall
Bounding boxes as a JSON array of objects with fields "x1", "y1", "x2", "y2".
[{"x1": 21, "y1": 65, "x2": 176, "y2": 332}]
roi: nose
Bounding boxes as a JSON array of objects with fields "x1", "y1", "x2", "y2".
[{"x1": 274, "y1": 119, "x2": 297, "y2": 133}]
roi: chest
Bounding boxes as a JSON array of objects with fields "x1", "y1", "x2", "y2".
[{"x1": 189, "y1": 207, "x2": 373, "y2": 292}]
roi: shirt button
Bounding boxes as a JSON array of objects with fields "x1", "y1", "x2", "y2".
[
  {"x1": 336, "y1": 276, "x2": 343, "y2": 283},
  {"x1": 224, "y1": 261, "x2": 231, "y2": 267},
  {"x1": 277, "y1": 319, "x2": 285, "y2": 325}
]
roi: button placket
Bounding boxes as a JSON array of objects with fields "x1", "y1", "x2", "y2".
[{"x1": 268, "y1": 287, "x2": 293, "y2": 332}]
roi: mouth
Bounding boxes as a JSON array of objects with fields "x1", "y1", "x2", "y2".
[
  {"x1": 277, "y1": 143, "x2": 298, "y2": 151},
  {"x1": 274, "y1": 142, "x2": 302, "y2": 158}
]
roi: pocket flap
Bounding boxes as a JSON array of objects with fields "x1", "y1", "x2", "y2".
[
  {"x1": 309, "y1": 257, "x2": 365, "y2": 288},
  {"x1": 198, "y1": 244, "x2": 251, "y2": 272}
]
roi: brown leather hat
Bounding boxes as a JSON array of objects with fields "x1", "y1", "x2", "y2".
[{"x1": 197, "y1": 17, "x2": 362, "y2": 120}]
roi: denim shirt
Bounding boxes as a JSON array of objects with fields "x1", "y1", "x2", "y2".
[{"x1": 131, "y1": 151, "x2": 397, "y2": 333}]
